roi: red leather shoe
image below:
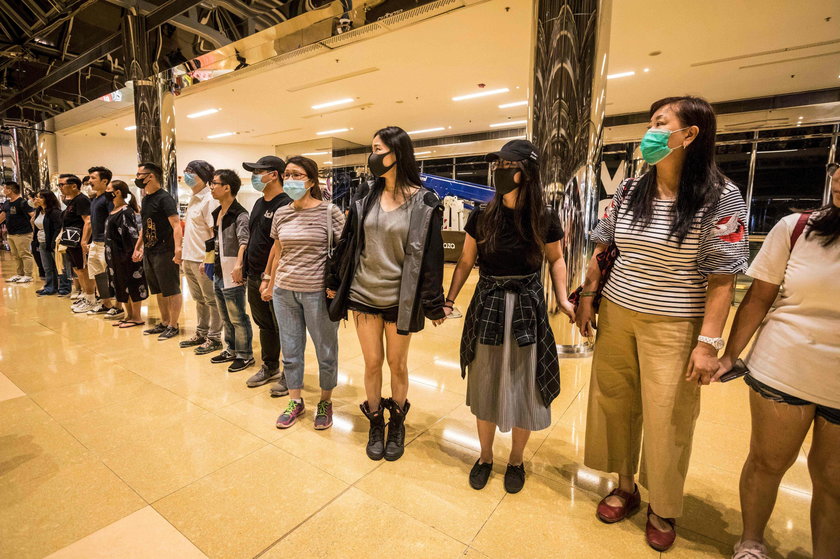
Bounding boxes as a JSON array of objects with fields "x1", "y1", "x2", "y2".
[
  {"x1": 596, "y1": 484, "x2": 641, "y2": 523},
  {"x1": 645, "y1": 506, "x2": 677, "y2": 551}
]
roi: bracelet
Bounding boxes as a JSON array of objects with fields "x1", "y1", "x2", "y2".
[
  {"x1": 580, "y1": 291, "x2": 598, "y2": 297},
  {"x1": 445, "y1": 298, "x2": 455, "y2": 304},
  {"x1": 443, "y1": 303, "x2": 454, "y2": 309}
]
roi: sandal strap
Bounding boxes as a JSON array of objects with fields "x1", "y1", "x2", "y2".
[{"x1": 606, "y1": 485, "x2": 637, "y2": 503}]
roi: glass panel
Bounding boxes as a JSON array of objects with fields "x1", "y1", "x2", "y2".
[
  {"x1": 422, "y1": 157, "x2": 454, "y2": 179},
  {"x1": 454, "y1": 155, "x2": 489, "y2": 186},
  {"x1": 749, "y1": 138, "x2": 830, "y2": 234},
  {"x1": 716, "y1": 142, "x2": 751, "y2": 199}
]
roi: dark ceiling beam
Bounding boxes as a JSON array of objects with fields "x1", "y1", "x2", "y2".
[
  {"x1": 104, "y1": 0, "x2": 231, "y2": 47},
  {"x1": 0, "y1": 0, "x2": 34, "y2": 36},
  {"x1": 0, "y1": 0, "x2": 206, "y2": 115}
]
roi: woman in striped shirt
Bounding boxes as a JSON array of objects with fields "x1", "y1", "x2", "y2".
[
  {"x1": 261, "y1": 156, "x2": 346, "y2": 430},
  {"x1": 575, "y1": 96, "x2": 749, "y2": 552}
]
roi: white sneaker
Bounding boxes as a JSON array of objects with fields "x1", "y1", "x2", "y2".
[
  {"x1": 17, "y1": 276, "x2": 33, "y2": 283},
  {"x1": 103, "y1": 307, "x2": 126, "y2": 320},
  {"x1": 73, "y1": 299, "x2": 96, "y2": 314},
  {"x1": 86, "y1": 303, "x2": 109, "y2": 315},
  {"x1": 732, "y1": 540, "x2": 768, "y2": 559},
  {"x1": 70, "y1": 290, "x2": 83, "y2": 300},
  {"x1": 7, "y1": 275, "x2": 21, "y2": 283}
]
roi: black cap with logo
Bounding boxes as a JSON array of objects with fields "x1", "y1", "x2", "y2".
[
  {"x1": 242, "y1": 155, "x2": 286, "y2": 174},
  {"x1": 484, "y1": 139, "x2": 539, "y2": 163}
]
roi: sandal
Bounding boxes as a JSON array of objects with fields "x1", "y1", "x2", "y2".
[{"x1": 119, "y1": 321, "x2": 145, "y2": 328}]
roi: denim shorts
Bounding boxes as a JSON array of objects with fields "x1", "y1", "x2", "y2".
[
  {"x1": 745, "y1": 374, "x2": 840, "y2": 425},
  {"x1": 347, "y1": 299, "x2": 399, "y2": 324}
]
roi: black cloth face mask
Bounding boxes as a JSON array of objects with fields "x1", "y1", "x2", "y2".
[
  {"x1": 134, "y1": 178, "x2": 147, "y2": 189},
  {"x1": 493, "y1": 168, "x2": 521, "y2": 196},
  {"x1": 104, "y1": 191, "x2": 116, "y2": 201},
  {"x1": 368, "y1": 151, "x2": 397, "y2": 178}
]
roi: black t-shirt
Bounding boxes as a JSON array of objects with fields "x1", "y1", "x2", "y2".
[
  {"x1": 61, "y1": 193, "x2": 91, "y2": 231},
  {"x1": 140, "y1": 188, "x2": 179, "y2": 252},
  {"x1": 464, "y1": 205, "x2": 564, "y2": 276},
  {"x1": 89, "y1": 194, "x2": 114, "y2": 243},
  {"x1": 1, "y1": 197, "x2": 34, "y2": 235},
  {"x1": 246, "y1": 192, "x2": 292, "y2": 276}
]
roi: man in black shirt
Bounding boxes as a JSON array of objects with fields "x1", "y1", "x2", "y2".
[
  {"x1": 241, "y1": 155, "x2": 292, "y2": 391},
  {"x1": 84, "y1": 166, "x2": 121, "y2": 318},
  {"x1": 0, "y1": 181, "x2": 36, "y2": 283},
  {"x1": 58, "y1": 174, "x2": 96, "y2": 310},
  {"x1": 132, "y1": 162, "x2": 183, "y2": 340}
]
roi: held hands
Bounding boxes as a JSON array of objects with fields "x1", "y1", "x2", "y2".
[
  {"x1": 575, "y1": 298, "x2": 596, "y2": 338},
  {"x1": 260, "y1": 279, "x2": 272, "y2": 302},
  {"x1": 556, "y1": 299, "x2": 576, "y2": 323},
  {"x1": 231, "y1": 265, "x2": 243, "y2": 285},
  {"x1": 173, "y1": 250, "x2": 182, "y2": 265},
  {"x1": 712, "y1": 354, "x2": 734, "y2": 383},
  {"x1": 131, "y1": 248, "x2": 143, "y2": 262},
  {"x1": 325, "y1": 289, "x2": 336, "y2": 299},
  {"x1": 685, "y1": 344, "x2": 720, "y2": 385},
  {"x1": 82, "y1": 243, "x2": 90, "y2": 254}
]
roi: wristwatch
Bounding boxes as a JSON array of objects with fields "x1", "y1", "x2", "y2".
[
  {"x1": 261, "y1": 273, "x2": 272, "y2": 281},
  {"x1": 697, "y1": 335, "x2": 725, "y2": 351}
]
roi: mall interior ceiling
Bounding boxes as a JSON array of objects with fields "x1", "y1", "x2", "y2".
[{"x1": 0, "y1": 0, "x2": 839, "y2": 174}]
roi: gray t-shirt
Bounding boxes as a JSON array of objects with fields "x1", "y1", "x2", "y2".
[{"x1": 349, "y1": 193, "x2": 418, "y2": 308}]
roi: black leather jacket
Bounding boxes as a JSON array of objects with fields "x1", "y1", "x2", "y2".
[{"x1": 327, "y1": 182, "x2": 446, "y2": 335}]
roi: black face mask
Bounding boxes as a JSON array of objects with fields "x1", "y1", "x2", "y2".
[
  {"x1": 368, "y1": 151, "x2": 397, "y2": 178},
  {"x1": 134, "y1": 177, "x2": 147, "y2": 189},
  {"x1": 104, "y1": 191, "x2": 116, "y2": 201},
  {"x1": 493, "y1": 168, "x2": 521, "y2": 196}
]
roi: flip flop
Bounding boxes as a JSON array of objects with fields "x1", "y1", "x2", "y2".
[
  {"x1": 119, "y1": 321, "x2": 145, "y2": 328},
  {"x1": 112, "y1": 321, "x2": 126, "y2": 327}
]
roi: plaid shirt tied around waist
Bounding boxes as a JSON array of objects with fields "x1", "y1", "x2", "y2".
[{"x1": 460, "y1": 272, "x2": 561, "y2": 406}]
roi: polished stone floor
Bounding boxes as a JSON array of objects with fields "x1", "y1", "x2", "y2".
[{"x1": 0, "y1": 252, "x2": 812, "y2": 558}]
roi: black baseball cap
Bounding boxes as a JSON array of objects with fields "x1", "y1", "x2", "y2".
[
  {"x1": 485, "y1": 139, "x2": 539, "y2": 163},
  {"x1": 242, "y1": 155, "x2": 286, "y2": 174}
]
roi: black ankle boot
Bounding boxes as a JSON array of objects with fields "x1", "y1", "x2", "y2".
[
  {"x1": 383, "y1": 398, "x2": 410, "y2": 461},
  {"x1": 360, "y1": 400, "x2": 386, "y2": 461}
]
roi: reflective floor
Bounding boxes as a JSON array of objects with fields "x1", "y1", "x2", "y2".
[{"x1": 0, "y1": 252, "x2": 812, "y2": 558}]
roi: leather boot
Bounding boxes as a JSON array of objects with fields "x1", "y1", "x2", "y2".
[
  {"x1": 383, "y1": 398, "x2": 411, "y2": 461},
  {"x1": 360, "y1": 400, "x2": 386, "y2": 461}
]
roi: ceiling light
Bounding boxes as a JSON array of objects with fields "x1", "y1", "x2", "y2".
[
  {"x1": 499, "y1": 100, "x2": 528, "y2": 109},
  {"x1": 490, "y1": 119, "x2": 527, "y2": 128},
  {"x1": 312, "y1": 98, "x2": 354, "y2": 110},
  {"x1": 452, "y1": 88, "x2": 509, "y2": 101},
  {"x1": 207, "y1": 132, "x2": 236, "y2": 139},
  {"x1": 186, "y1": 108, "x2": 220, "y2": 119},
  {"x1": 316, "y1": 128, "x2": 349, "y2": 136},
  {"x1": 407, "y1": 127, "x2": 445, "y2": 135},
  {"x1": 798, "y1": 116, "x2": 804, "y2": 120},
  {"x1": 124, "y1": 125, "x2": 137, "y2": 131},
  {"x1": 323, "y1": 161, "x2": 333, "y2": 165},
  {"x1": 607, "y1": 71, "x2": 635, "y2": 80},
  {"x1": 303, "y1": 151, "x2": 330, "y2": 156},
  {"x1": 414, "y1": 151, "x2": 432, "y2": 155},
  {"x1": 643, "y1": 68, "x2": 650, "y2": 73}
]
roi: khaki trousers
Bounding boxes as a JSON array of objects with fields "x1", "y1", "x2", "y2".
[
  {"x1": 8, "y1": 234, "x2": 35, "y2": 277},
  {"x1": 584, "y1": 299, "x2": 703, "y2": 518}
]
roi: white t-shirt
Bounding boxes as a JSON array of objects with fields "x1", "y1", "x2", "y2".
[
  {"x1": 182, "y1": 188, "x2": 219, "y2": 263},
  {"x1": 745, "y1": 212, "x2": 840, "y2": 409}
]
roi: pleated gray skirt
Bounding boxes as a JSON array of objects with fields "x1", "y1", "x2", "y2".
[{"x1": 466, "y1": 291, "x2": 551, "y2": 432}]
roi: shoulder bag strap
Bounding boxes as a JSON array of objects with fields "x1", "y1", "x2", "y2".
[
  {"x1": 326, "y1": 202, "x2": 334, "y2": 257},
  {"x1": 789, "y1": 211, "x2": 811, "y2": 251}
]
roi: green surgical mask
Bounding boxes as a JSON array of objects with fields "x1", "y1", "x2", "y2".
[{"x1": 640, "y1": 127, "x2": 688, "y2": 165}]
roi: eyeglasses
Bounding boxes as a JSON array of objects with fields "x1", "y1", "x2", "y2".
[
  {"x1": 828, "y1": 162, "x2": 839, "y2": 177},
  {"x1": 210, "y1": 180, "x2": 224, "y2": 187},
  {"x1": 490, "y1": 161, "x2": 520, "y2": 170},
  {"x1": 282, "y1": 172, "x2": 308, "y2": 180},
  {"x1": 135, "y1": 172, "x2": 150, "y2": 178}
]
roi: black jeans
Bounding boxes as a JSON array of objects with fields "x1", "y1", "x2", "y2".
[{"x1": 247, "y1": 275, "x2": 280, "y2": 370}]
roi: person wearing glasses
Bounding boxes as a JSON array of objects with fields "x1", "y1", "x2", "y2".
[
  {"x1": 443, "y1": 139, "x2": 573, "y2": 494},
  {"x1": 260, "y1": 156, "x2": 346, "y2": 429},
  {"x1": 132, "y1": 162, "x2": 183, "y2": 340},
  {"x1": 719, "y1": 162, "x2": 840, "y2": 559},
  {"x1": 240, "y1": 156, "x2": 292, "y2": 392},
  {"x1": 208, "y1": 170, "x2": 254, "y2": 373},
  {"x1": 57, "y1": 174, "x2": 97, "y2": 311}
]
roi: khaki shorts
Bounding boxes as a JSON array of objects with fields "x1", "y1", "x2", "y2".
[{"x1": 87, "y1": 242, "x2": 108, "y2": 278}]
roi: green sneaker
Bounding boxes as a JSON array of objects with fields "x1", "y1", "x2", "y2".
[
  {"x1": 314, "y1": 401, "x2": 333, "y2": 430},
  {"x1": 276, "y1": 399, "x2": 305, "y2": 429}
]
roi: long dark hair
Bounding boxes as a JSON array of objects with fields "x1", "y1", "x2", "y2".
[
  {"x1": 478, "y1": 158, "x2": 547, "y2": 267},
  {"x1": 367, "y1": 126, "x2": 423, "y2": 207},
  {"x1": 628, "y1": 96, "x2": 728, "y2": 243},
  {"x1": 37, "y1": 189, "x2": 59, "y2": 212},
  {"x1": 111, "y1": 180, "x2": 139, "y2": 212},
  {"x1": 286, "y1": 156, "x2": 323, "y2": 201},
  {"x1": 806, "y1": 205, "x2": 840, "y2": 247}
]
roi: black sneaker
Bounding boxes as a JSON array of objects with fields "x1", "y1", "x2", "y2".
[
  {"x1": 210, "y1": 350, "x2": 236, "y2": 364},
  {"x1": 195, "y1": 339, "x2": 223, "y2": 355},
  {"x1": 144, "y1": 323, "x2": 167, "y2": 335},
  {"x1": 268, "y1": 373, "x2": 289, "y2": 397},
  {"x1": 228, "y1": 357, "x2": 255, "y2": 373},
  {"x1": 504, "y1": 463, "x2": 526, "y2": 494},
  {"x1": 179, "y1": 335, "x2": 206, "y2": 348},
  {"x1": 469, "y1": 460, "x2": 493, "y2": 490},
  {"x1": 246, "y1": 365, "x2": 282, "y2": 388},
  {"x1": 158, "y1": 326, "x2": 180, "y2": 340}
]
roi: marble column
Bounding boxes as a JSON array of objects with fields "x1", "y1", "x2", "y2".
[
  {"x1": 529, "y1": 0, "x2": 612, "y2": 356},
  {"x1": 14, "y1": 127, "x2": 40, "y2": 195},
  {"x1": 37, "y1": 119, "x2": 58, "y2": 191}
]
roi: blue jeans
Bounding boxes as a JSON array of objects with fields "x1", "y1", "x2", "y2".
[
  {"x1": 272, "y1": 287, "x2": 339, "y2": 391},
  {"x1": 39, "y1": 245, "x2": 58, "y2": 294},
  {"x1": 58, "y1": 251, "x2": 74, "y2": 294},
  {"x1": 213, "y1": 276, "x2": 253, "y2": 360}
]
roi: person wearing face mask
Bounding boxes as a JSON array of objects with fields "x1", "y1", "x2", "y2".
[
  {"x1": 326, "y1": 126, "x2": 446, "y2": 462},
  {"x1": 179, "y1": 160, "x2": 224, "y2": 355},
  {"x1": 132, "y1": 162, "x2": 184, "y2": 340},
  {"x1": 58, "y1": 174, "x2": 97, "y2": 311},
  {"x1": 443, "y1": 139, "x2": 573, "y2": 494},
  {"x1": 104, "y1": 180, "x2": 148, "y2": 328},
  {"x1": 83, "y1": 166, "x2": 122, "y2": 318},
  {"x1": 240, "y1": 156, "x2": 292, "y2": 393},
  {"x1": 259, "y1": 156, "x2": 346, "y2": 428},
  {"x1": 574, "y1": 96, "x2": 749, "y2": 552}
]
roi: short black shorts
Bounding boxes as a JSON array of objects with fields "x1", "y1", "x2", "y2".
[
  {"x1": 66, "y1": 246, "x2": 85, "y2": 270},
  {"x1": 347, "y1": 299, "x2": 399, "y2": 324},
  {"x1": 745, "y1": 374, "x2": 840, "y2": 425},
  {"x1": 143, "y1": 249, "x2": 181, "y2": 297}
]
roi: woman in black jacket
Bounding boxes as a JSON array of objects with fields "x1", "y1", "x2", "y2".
[
  {"x1": 33, "y1": 190, "x2": 62, "y2": 296},
  {"x1": 326, "y1": 126, "x2": 446, "y2": 462}
]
